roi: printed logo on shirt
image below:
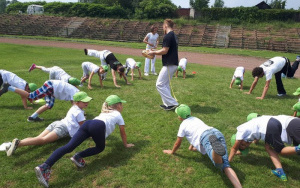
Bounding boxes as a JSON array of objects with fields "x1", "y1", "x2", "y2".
[{"x1": 262, "y1": 60, "x2": 274, "y2": 67}]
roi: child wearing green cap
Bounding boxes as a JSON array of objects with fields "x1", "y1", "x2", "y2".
[
  {"x1": 229, "y1": 66, "x2": 245, "y2": 90},
  {"x1": 163, "y1": 104, "x2": 242, "y2": 188},
  {"x1": 9, "y1": 80, "x2": 79, "y2": 122},
  {"x1": 0, "y1": 69, "x2": 37, "y2": 109},
  {"x1": 6, "y1": 91, "x2": 92, "y2": 157},
  {"x1": 35, "y1": 95, "x2": 134, "y2": 188},
  {"x1": 28, "y1": 64, "x2": 81, "y2": 86},
  {"x1": 229, "y1": 115, "x2": 300, "y2": 181},
  {"x1": 292, "y1": 88, "x2": 300, "y2": 117},
  {"x1": 81, "y1": 62, "x2": 108, "y2": 90},
  {"x1": 124, "y1": 58, "x2": 142, "y2": 81},
  {"x1": 175, "y1": 58, "x2": 187, "y2": 79}
]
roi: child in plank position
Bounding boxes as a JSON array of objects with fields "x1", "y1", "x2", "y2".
[
  {"x1": 6, "y1": 91, "x2": 91, "y2": 156},
  {"x1": 124, "y1": 58, "x2": 142, "y2": 81},
  {"x1": 229, "y1": 66, "x2": 245, "y2": 90},
  {"x1": 35, "y1": 95, "x2": 134, "y2": 188},
  {"x1": 80, "y1": 62, "x2": 108, "y2": 89},
  {"x1": 0, "y1": 69, "x2": 37, "y2": 109},
  {"x1": 175, "y1": 58, "x2": 187, "y2": 79},
  {"x1": 163, "y1": 104, "x2": 242, "y2": 188},
  {"x1": 84, "y1": 49, "x2": 131, "y2": 88},
  {"x1": 28, "y1": 64, "x2": 81, "y2": 86},
  {"x1": 7, "y1": 80, "x2": 79, "y2": 122},
  {"x1": 229, "y1": 114, "x2": 300, "y2": 181}
]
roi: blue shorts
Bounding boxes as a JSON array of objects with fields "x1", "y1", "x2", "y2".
[{"x1": 200, "y1": 128, "x2": 230, "y2": 171}]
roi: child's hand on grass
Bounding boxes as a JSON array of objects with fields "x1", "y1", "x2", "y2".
[{"x1": 163, "y1": 150, "x2": 173, "y2": 154}]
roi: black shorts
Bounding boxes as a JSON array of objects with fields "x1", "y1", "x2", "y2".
[
  {"x1": 106, "y1": 53, "x2": 121, "y2": 71},
  {"x1": 286, "y1": 118, "x2": 300, "y2": 146},
  {"x1": 0, "y1": 73, "x2": 3, "y2": 88},
  {"x1": 265, "y1": 118, "x2": 285, "y2": 153}
]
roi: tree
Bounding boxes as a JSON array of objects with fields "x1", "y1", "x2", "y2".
[
  {"x1": 135, "y1": 0, "x2": 177, "y2": 19},
  {"x1": 0, "y1": 0, "x2": 6, "y2": 14},
  {"x1": 269, "y1": 0, "x2": 286, "y2": 9},
  {"x1": 213, "y1": 0, "x2": 224, "y2": 8},
  {"x1": 190, "y1": 0, "x2": 209, "y2": 11}
]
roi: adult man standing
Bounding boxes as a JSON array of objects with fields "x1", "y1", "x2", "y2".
[
  {"x1": 148, "y1": 19, "x2": 179, "y2": 110},
  {"x1": 246, "y1": 56, "x2": 299, "y2": 100}
]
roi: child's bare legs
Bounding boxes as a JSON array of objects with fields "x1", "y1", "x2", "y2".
[
  {"x1": 12, "y1": 88, "x2": 30, "y2": 98},
  {"x1": 34, "y1": 105, "x2": 49, "y2": 116},
  {"x1": 229, "y1": 79, "x2": 234, "y2": 88},
  {"x1": 183, "y1": 70, "x2": 186, "y2": 79},
  {"x1": 80, "y1": 76, "x2": 89, "y2": 84},
  {"x1": 18, "y1": 130, "x2": 59, "y2": 147},
  {"x1": 265, "y1": 144, "x2": 282, "y2": 169},
  {"x1": 175, "y1": 70, "x2": 178, "y2": 78},
  {"x1": 224, "y1": 167, "x2": 242, "y2": 188}
]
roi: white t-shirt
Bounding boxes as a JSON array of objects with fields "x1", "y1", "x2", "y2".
[
  {"x1": 94, "y1": 110, "x2": 125, "y2": 138},
  {"x1": 126, "y1": 58, "x2": 136, "y2": 69},
  {"x1": 82, "y1": 62, "x2": 100, "y2": 74},
  {"x1": 0, "y1": 70, "x2": 27, "y2": 90},
  {"x1": 236, "y1": 116, "x2": 272, "y2": 142},
  {"x1": 260, "y1": 57, "x2": 286, "y2": 81},
  {"x1": 178, "y1": 58, "x2": 187, "y2": 71},
  {"x1": 49, "y1": 66, "x2": 71, "y2": 83},
  {"x1": 146, "y1": 32, "x2": 159, "y2": 49},
  {"x1": 232, "y1": 66, "x2": 245, "y2": 81},
  {"x1": 61, "y1": 105, "x2": 85, "y2": 137},
  {"x1": 177, "y1": 117, "x2": 213, "y2": 154},
  {"x1": 50, "y1": 80, "x2": 79, "y2": 100}
]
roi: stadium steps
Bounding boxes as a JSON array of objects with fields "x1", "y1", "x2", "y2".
[
  {"x1": 215, "y1": 25, "x2": 231, "y2": 48},
  {"x1": 60, "y1": 17, "x2": 86, "y2": 37}
]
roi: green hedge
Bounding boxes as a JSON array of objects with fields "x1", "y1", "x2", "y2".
[
  {"x1": 6, "y1": 1, "x2": 46, "y2": 14},
  {"x1": 200, "y1": 7, "x2": 300, "y2": 22}
]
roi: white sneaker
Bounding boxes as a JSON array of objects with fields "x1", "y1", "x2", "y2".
[
  {"x1": 152, "y1": 72, "x2": 158, "y2": 76},
  {"x1": 144, "y1": 73, "x2": 149, "y2": 76}
]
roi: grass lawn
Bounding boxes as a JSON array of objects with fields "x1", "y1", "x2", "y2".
[{"x1": 0, "y1": 43, "x2": 299, "y2": 188}]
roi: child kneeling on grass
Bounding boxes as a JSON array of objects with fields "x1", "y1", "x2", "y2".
[
  {"x1": 229, "y1": 114, "x2": 300, "y2": 181},
  {"x1": 5, "y1": 91, "x2": 91, "y2": 157},
  {"x1": 163, "y1": 104, "x2": 242, "y2": 188},
  {"x1": 35, "y1": 95, "x2": 134, "y2": 188}
]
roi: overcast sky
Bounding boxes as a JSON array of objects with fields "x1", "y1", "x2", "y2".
[
  {"x1": 17, "y1": 0, "x2": 300, "y2": 9},
  {"x1": 172, "y1": 0, "x2": 300, "y2": 9}
]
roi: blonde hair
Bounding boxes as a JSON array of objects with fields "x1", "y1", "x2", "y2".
[{"x1": 101, "y1": 102, "x2": 120, "y2": 113}]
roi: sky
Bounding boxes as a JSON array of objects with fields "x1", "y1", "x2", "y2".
[
  {"x1": 17, "y1": 0, "x2": 300, "y2": 9},
  {"x1": 171, "y1": 0, "x2": 300, "y2": 9}
]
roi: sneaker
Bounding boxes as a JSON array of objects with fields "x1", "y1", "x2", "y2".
[
  {"x1": 209, "y1": 135, "x2": 226, "y2": 156},
  {"x1": 281, "y1": 73, "x2": 286, "y2": 78},
  {"x1": 272, "y1": 169, "x2": 287, "y2": 181},
  {"x1": 70, "y1": 154, "x2": 85, "y2": 168},
  {"x1": 160, "y1": 104, "x2": 167, "y2": 110},
  {"x1": 0, "y1": 83, "x2": 10, "y2": 96},
  {"x1": 6, "y1": 138, "x2": 20, "y2": 156},
  {"x1": 277, "y1": 93, "x2": 286, "y2": 97},
  {"x1": 144, "y1": 73, "x2": 149, "y2": 76},
  {"x1": 84, "y1": 48, "x2": 87, "y2": 55},
  {"x1": 35, "y1": 164, "x2": 51, "y2": 188},
  {"x1": 28, "y1": 63, "x2": 36, "y2": 72},
  {"x1": 164, "y1": 105, "x2": 178, "y2": 111},
  {"x1": 27, "y1": 116, "x2": 44, "y2": 122},
  {"x1": 152, "y1": 72, "x2": 158, "y2": 76}
]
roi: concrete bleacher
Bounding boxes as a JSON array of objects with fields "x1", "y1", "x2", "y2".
[{"x1": 1, "y1": 14, "x2": 300, "y2": 53}]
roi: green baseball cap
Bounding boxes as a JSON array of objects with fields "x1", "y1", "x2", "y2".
[
  {"x1": 136, "y1": 62, "x2": 142, "y2": 68},
  {"x1": 175, "y1": 104, "x2": 191, "y2": 119},
  {"x1": 235, "y1": 78, "x2": 241, "y2": 85},
  {"x1": 102, "y1": 65, "x2": 109, "y2": 72},
  {"x1": 177, "y1": 66, "x2": 183, "y2": 72},
  {"x1": 293, "y1": 102, "x2": 300, "y2": 111},
  {"x1": 28, "y1": 83, "x2": 38, "y2": 92},
  {"x1": 231, "y1": 134, "x2": 249, "y2": 156},
  {"x1": 73, "y1": 91, "x2": 92, "y2": 102},
  {"x1": 247, "y1": 113, "x2": 258, "y2": 121},
  {"x1": 68, "y1": 77, "x2": 81, "y2": 86},
  {"x1": 293, "y1": 87, "x2": 300, "y2": 95},
  {"x1": 105, "y1": 95, "x2": 126, "y2": 106}
]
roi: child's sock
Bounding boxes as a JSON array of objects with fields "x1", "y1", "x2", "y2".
[
  {"x1": 295, "y1": 145, "x2": 300, "y2": 155},
  {"x1": 8, "y1": 86, "x2": 16, "y2": 92},
  {"x1": 30, "y1": 112, "x2": 39, "y2": 118},
  {"x1": 276, "y1": 168, "x2": 285, "y2": 175}
]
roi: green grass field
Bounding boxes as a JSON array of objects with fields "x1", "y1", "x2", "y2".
[{"x1": 0, "y1": 43, "x2": 299, "y2": 188}]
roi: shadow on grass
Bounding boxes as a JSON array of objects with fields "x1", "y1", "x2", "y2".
[
  {"x1": 52, "y1": 139, "x2": 150, "y2": 187},
  {"x1": 266, "y1": 94, "x2": 295, "y2": 100},
  {"x1": 190, "y1": 104, "x2": 220, "y2": 114}
]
